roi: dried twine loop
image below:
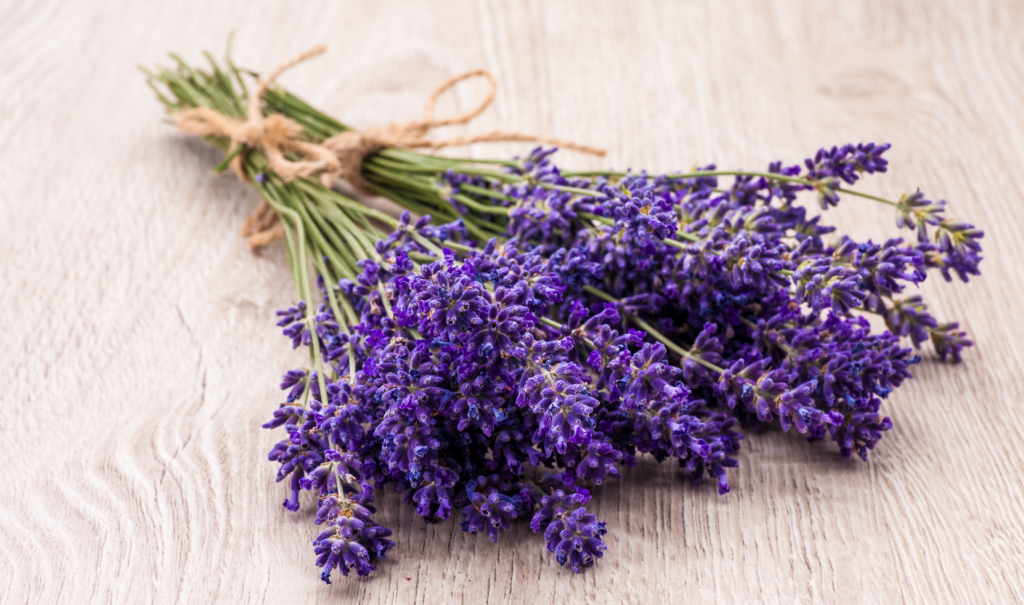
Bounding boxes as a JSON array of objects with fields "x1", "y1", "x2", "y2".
[
  {"x1": 324, "y1": 69, "x2": 607, "y2": 193},
  {"x1": 174, "y1": 46, "x2": 606, "y2": 249}
]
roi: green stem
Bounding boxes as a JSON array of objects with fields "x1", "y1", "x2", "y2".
[
  {"x1": 582, "y1": 285, "x2": 724, "y2": 374},
  {"x1": 582, "y1": 284, "x2": 617, "y2": 304},
  {"x1": 453, "y1": 193, "x2": 510, "y2": 215},
  {"x1": 630, "y1": 315, "x2": 725, "y2": 374},
  {"x1": 562, "y1": 169, "x2": 903, "y2": 209}
]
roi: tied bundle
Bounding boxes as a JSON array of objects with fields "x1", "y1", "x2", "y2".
[
  {"x1": 169, "y1": 45, "x2": 604, "y2": 248},
  {"x1": 145, "y1": 45, "x2": 984, "y2": 583}
]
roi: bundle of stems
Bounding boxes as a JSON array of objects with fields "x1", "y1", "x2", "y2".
[{"x1": 145, "y1": 48, "x2": 983, "y2": 582}]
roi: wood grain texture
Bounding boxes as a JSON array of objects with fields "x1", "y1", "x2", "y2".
[{"x1": 2, "y1": 0, "x2": 1023, "y2": 602}]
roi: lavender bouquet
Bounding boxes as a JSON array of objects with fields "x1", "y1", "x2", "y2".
[{"x1": 146, "y1": 48, "x2": 983, "y2": 583}]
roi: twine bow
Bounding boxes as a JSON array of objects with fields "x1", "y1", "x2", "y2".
[{"x1": 174, "y1": 45, "x2": 606, "y2": 248}]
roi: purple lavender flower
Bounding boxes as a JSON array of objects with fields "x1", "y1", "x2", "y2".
[
  {"x1": 314, "y1": 515, "x2": 395, "y2": 582},
  {"x1": 276, "y1": 301, "x2": 310, "y2": 348},
  {"x1": 491, "y1": 423, "x2": 541, "y2": 476},
  {"x1": 883, "y1": 295, "x2": 938, "y2": 349},
  {"x1": 805, "y1": 143, "x2": 890, "y2": 186},
  {"x1": 930, "y1": 322, "x2": 973, "y2": 362},
  {"x1": 930, "y1": 219, "x2": 985, "y2": 282},
  {"x1": 410, "y1": 251, "x2": 488, "y2": 341},
  {"x1": 406, "y1": 465, "x2": 459, "y2": 520},
  {"x1": 448, "y1": 368, "x2": 511, "y2": 436},
  {"x1": 895, "y1": 190, "x2": 945, "y2": 239},
  {"x1": 279, "y1": 369, "x2": 308, "y2": 403},
  {"x1": 531, "y1": 377, "x2": 598, "y2": 455},
  {"x1": 468, "y1": 287, "x2": 532, "y2": 359},
  {"x1": 572, "y1": 438, "x2": 626, "y2": 485},
  {"x1": 793, "y1": 261, "x2": 868, "y2": 315},
  {"x1": 830, "y1": 398, "x2": 893, "y2": 461},
  {"x1": 615, "y1": 343, "x2": 687, "y2": 411},
  {"x1": 528, "y1": 485, "x2": 608, "y2": 572},
  {"x1": 246, "y1": 138, "x2": 982, "y2": 583},
  {"x1": 612, "y1": 188, "x2": 678, "y2": 244},
  {"x1": 544, "y1": 504, "x2": 607, "y2": 573},
  {"x1": 460, "y1": 475, "x2": 522, "y2": 542}
]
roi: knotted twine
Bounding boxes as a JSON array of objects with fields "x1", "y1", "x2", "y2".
[{"x1": 173, "y1": 45, "x2": 606, "y2": 249}]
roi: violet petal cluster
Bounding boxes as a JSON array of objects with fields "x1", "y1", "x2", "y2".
[{"x1": 263, "y1": 144, "x2": 982, "y2": 583}]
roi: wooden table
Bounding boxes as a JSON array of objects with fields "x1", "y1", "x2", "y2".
[{"x1": 3, "y1": 1, "x2": 1022, "y2": 602}]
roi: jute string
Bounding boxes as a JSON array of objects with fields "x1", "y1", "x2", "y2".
[{"x1": 173, "y1": 45, "x2": 606, "y2": 249}]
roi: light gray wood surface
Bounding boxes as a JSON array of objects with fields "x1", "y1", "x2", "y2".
[{"x1": 2, "y1": 1, "x2": 1023, "y2": 603}]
